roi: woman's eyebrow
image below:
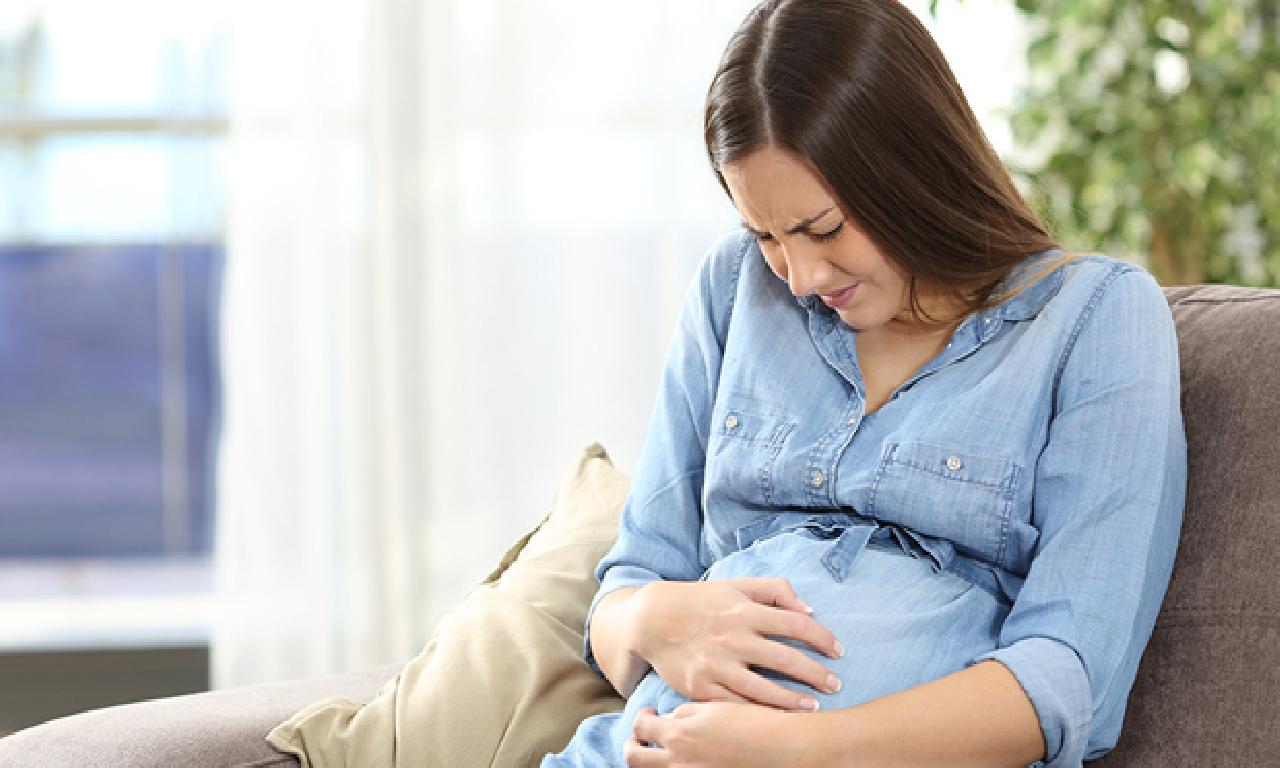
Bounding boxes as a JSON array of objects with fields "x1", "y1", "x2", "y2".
[{"x1": 741, "y1": 205, "x2": 837, "y2": 237}]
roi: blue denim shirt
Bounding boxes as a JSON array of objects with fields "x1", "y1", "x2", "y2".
[{"x1": 585, "y1": 229, "x2": 1187, "y2": 767}]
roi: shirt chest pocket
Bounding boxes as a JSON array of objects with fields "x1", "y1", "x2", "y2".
[
  {"x1": 867, "y1": 441, "x2": 1023, "y2": 567},
  {"x1": 705, "y1": 402, "x2": 796, "y2": 506}
]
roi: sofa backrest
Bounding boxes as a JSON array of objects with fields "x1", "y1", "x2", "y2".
[{"x1": 1090, "y1": 285, "x2": 1280, "y2": 766}]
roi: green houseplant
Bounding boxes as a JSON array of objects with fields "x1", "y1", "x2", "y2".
[{"x1": 935, "y1": 0, "x2": 1279, "y2": 286}]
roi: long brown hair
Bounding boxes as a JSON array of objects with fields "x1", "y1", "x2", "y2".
[{"x1": 704, "y1": 0, "x2": 1063, "y2": 326}]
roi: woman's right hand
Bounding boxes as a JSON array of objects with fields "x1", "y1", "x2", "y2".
[{"x1": 628, "y1": 577, "x2": 844, "y2": 712}]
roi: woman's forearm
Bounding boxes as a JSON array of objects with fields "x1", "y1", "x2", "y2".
[
  {"x1": 588, "y1": 586, "x2": 650, "y2": 697},
  {"x1": 808, "y1": 659, "x2": 1046, "y2": 768}
]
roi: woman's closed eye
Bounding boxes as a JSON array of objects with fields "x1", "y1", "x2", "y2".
[
  {"x1": 753, "y1": 220, "x2": 845, "y2": 246},
  {"x1": 810, "y1": 221, "x2": 845, "y2": 243}
]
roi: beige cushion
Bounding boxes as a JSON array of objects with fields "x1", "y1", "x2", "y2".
[{"x1": 266, "y1": 442, "x2": 628, "y2": 767}]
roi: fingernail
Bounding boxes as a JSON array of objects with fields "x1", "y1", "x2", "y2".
[
  {"x1": 801, "y1": 697, "x2": 820, "y2": 711},
  {"x1": 801, "y1": 601, "x2": 814, "y2": 614},
  {"x1": 834, "y1": 640, "x2": 845, "y2": 658},
  {"x1": 826, "y1": 674, "x2": 841, "y2": 693}
]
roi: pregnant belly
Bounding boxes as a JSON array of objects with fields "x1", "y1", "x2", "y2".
[{"x1": 630, "y1": 523, "x2": 1011, "y2": 716}]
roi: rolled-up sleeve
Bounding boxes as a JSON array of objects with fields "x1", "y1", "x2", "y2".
[
  {"x1": 582, "y1": 230, "x2": 749, "y2": 675},
  {"x1": 966, "y1": 267, "x2": 1188, "y2": 766}
]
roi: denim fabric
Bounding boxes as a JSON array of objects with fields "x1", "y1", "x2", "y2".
[{"x1": 544, "y1": 230, "x2": 1187, "y2": 767}]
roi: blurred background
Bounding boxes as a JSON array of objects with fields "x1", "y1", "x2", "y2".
[{"x1": 0, "y1": 0, "x2": 1274, "y2": 735}]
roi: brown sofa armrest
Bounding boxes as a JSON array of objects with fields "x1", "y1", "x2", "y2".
[{"x1": 0, "y1": 663, "x2": 399, "y2": 768}]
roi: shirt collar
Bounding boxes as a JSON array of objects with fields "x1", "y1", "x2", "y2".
[{"x1": 792, "y1": 248, "x2": 1069, "y2": 323}]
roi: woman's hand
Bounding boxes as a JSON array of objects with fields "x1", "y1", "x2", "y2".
[
  {"x1": 631, "y1": 577, "x2": 843, "y2": 712},
  {"x1": 624, "y1": 702, "x2": 828, "y2": 768}
]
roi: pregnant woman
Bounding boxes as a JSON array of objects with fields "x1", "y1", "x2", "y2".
[{"x1": 545, "y1": 1, "x2": 1186, "y2": 766}]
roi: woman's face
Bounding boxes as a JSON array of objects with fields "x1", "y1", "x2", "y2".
[{"x1": 721, "y1": 144, "x2": 955, "y2": 338}]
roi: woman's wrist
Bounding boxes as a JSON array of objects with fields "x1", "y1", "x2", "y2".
[
  {"x1": 793, "y1": 711, "x2": 847, "y2": 768},
  {"x1": 591, "y1": 586, "x2": 650, "y2": 696},
  {"x1": 626, "y1": 580, "x2": 662, "y2": 661}
]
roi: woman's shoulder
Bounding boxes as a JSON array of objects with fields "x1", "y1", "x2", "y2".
[
  {"x1": 687, "y1": 228, "x2": 755, "y2": 304},
  {"x1": 1042, "y1": 251, "x2": 1170, "y2": 325},
  {"x1": 696, "y1": 227, "x2": 755, "y2": 278},
  {"x1": 1042, "y1": 252, "x2": 1179, "y2": 374},
  {"x1": 993, "y1": 250, "x2": 1175, "y2": 380},
  {"x1": 671, "y1": 229, "x2": 758, "y2": 349},
  {"x1": 1056, "y1": 251, "x2": 1160, "y2": 294},
  {"x1": 687, "y1": 226, "x2": 790, "y2": 323}
]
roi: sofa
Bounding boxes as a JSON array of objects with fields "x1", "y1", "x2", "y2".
[{"x1": 1, "y1": 283, "x2": 1277, "y2": 767}]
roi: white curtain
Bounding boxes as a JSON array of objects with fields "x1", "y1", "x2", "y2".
[{"x1": 213, "y1": 0, "x2": 756, "y2": 688}]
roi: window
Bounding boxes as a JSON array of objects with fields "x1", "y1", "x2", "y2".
[{"x1": 0, "y1": 1, "x2": 227, "y2": 649}]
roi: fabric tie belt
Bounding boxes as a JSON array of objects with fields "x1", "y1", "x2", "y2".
[{"x1": 725, "y1": 510, "x2": 1021, "y2": 604}]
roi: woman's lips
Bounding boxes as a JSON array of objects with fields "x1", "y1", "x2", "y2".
[{"x1": 820, "y1": 283, "x2": 859, "y2": 308}]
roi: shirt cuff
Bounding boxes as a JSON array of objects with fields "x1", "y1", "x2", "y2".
[
  {"x1": 582, "y1": 565, "x2": 664, "y2": 677},
  {"x1": 967, "y1": 637, "x2": 1093, "y2": 767}
]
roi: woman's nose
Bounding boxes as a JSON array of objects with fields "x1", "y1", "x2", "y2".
[{"x1": 783, "y1": 242, "x2": 833, "y2": 297}]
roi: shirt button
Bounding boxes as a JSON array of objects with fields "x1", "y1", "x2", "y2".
[
  {"x1": 846, "y1": 415, "x2": 857, "y2": 426},
  {"x1": 945, "y1": 456, "x2": 963, "y2": 471},
  {"x1": 809, "y1": 470, "x2": 825, "y2": 488},
  {"x1": 725, "y1": 414, "x2": 739, "y2": 431}
]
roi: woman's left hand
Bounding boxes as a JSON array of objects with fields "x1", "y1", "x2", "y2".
[{"x1": 624, "y1": 702, "x2": 828, "y2": 768}]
